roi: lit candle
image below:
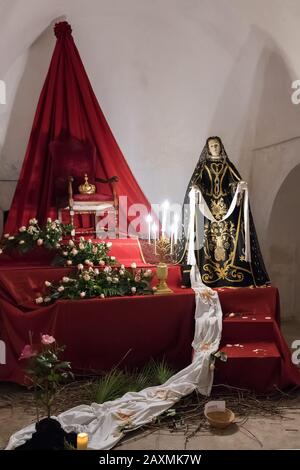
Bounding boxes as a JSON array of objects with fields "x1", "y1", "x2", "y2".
[
  {"x1": 152, "y1": 223, "x2": 157, "y2": 254},
  {"x1": 146, "y1": 214, "x2": 152, "y2": 244},
  {"x1": 77, "y1": 432, "x2": 88, "y2": 450},
  {"x1": 161, "y1": 200, "x2": 169, "y2": 238},
  {"x1": 174, "y1": 214, "x2": 179, "y2": 245},
  {"x1": 170, "y1": 224, "x2": 176, "y2": 255}
]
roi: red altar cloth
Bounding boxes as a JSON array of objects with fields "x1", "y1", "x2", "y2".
[{"x1": 0, "y1": 263, "x2": 299, "y2": 392}]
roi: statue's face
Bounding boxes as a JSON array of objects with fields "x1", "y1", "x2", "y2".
[{"x1": 208, "y1": 139, "x2": 221, "y2": 156}]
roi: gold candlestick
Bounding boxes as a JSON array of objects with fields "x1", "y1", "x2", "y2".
[{"x1": 154, "y1": 236, "x2": 173, "y2": 295}]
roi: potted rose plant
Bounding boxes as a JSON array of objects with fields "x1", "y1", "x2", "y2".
[{"x1": 17, "y1": 334, "x2": 76, "y2": 450}]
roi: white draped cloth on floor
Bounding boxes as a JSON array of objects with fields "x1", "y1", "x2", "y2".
[{"x1": 6, "y1": 266, "x2": 222, "y2": 450}]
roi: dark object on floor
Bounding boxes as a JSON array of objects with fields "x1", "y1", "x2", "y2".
[{"x1": 14, "y1": 417, "x2": 77, "y2": 450}]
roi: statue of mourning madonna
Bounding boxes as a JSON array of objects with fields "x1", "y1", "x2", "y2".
[{"x1": 179, "y1": 136, "x2": 270, "y2": 288}]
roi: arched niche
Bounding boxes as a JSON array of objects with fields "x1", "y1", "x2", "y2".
[{"x1": 267, "y1": 163, "x2": 300, "y2": 320}]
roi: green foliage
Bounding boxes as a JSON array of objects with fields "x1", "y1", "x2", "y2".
[
  {"x1": 0, "y1": 218, "x2": 73, "y2": 254},
  {"x1": 54, "y1": 238, "x2": 113, "y2": 267},
  {"x1": 94, "y1": 370, "x2": 129, "y2": 404},
  {"x1": 41, "y1": 265, "x2": 153, "y2": 303},
  {"x1": 93, "y1": 359, "x2": 175, "y2": 404},
  {"x1": 20, "y1": 335, "x2": 73, "y2": 420},
  {"x1": 150, "y1": 358, "x2": 175, "y2": 384}
]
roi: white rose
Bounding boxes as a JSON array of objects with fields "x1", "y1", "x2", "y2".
[
  {"x1": 45, "y1": 281, "x2": 51, "y2": 287},
  {"x1": 106, "y1": 276, "x2": 112, "y2": 282},
  {"x1": 37, "y1": 238, "x2": 43, "y2": 246},
  {"x1": 56, "y1": 243, "x2": 60, "y2": 248},
  {"x1": 106, "y1": 242, "x2": 112, "y2": 248},
  {"x1": 152, "y1": 286, "x2": 157, "y2": 292},
  {"x1": 71, "y1": 229, "x2": 76, "y2": 237},
  {"x1": 29, "y1": 218, "x2": 38, "y2": 225},
  {"x1": 19, "y1": 226, "x2": 26, "y2": 232},
  {"x1": 19, "y1": 240, "x2": 25, "y2": 245},
  {"x1": 110, "y1": 256, "x2": 116, "y2": 261},
  {"x1": 62, "y1": 277, "x2": 70, "y2": 283},
  {"x1": 84, "y1": 259, "x2": 91, "y2": 265},
  {"x1": 131, "y1": 287, "x2": 137, "y2": 294},
  {"x1": 68, "y1": 240, "x2": 74, "y2": 247},
  {"x1": 4, "y1": 233, "x2": 10, "y2": 238},
  {"x1": 131, "y1": 262, "x2": 137, "y2": 269},
  {"x1": 63, "y1": 251, "x2": 68, "y2": 256},
  {"x1": 120, "y1": 264, "x2": 125, "y2": 270},
  {"x1": 99, "y1": 260, "x2": 105, "y2": 266},
  {"x1": 44, "y1": 297, "x2": 51, "y2": 303},
  {"x1": 79, "y1": 237, "x2": 84, "y2": 242},
  {"x1": 88, "y1": 239, "x2": 92, "y2": 244},
  {"x1": 119, "y1": 269, "x2": 125, "y2": 276},
  {"x1": 8, "y1": 236, "x2": 15, "y2": 240},
  {"x1": 77, "y1": 264, "x2": 84, "y2": 270},
  {"x1": 0, "y1": 249, "x2": 3, "y2": 254},
  {"x1": 47, "y1": 218, "x2": 52, "y2": 223},
  {"x1": 66, "y1": 260, "x2": 72, "y2": 265},
  {"x1": 112, "y1": 277, "x2": 119, "y2": 283},
  {"x1": 51, "y1": 222, "x2": 56, "y2": 229},
  {"x1": 79, "y1": 243, "x2": 85, "y2": 250},
  {"x1": 58, "y1": 286, "x2": 65, "y2": 292},
  {"x1": 83, "y1": 274, "x2": 90, "y2": 281},
  {"x1": 71, "y1": 248, "x2": 78, "y2": 255},
  {"x1": 80, "y1": 292, "x2": 86, "y2": 298},
  {"x1": 94, "y1": 268, "x2": 99, "y2": 275},
  {"x1": 100, "y1": 293, "x2": 105, "y2": 299},
  {"x1": 35, "y1": 296, "x2": 44, "y2": 304}
]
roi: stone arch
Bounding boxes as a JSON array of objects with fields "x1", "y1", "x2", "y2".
[{"x1": 266, "y1": 163, "x2": 300, "y2": 319}]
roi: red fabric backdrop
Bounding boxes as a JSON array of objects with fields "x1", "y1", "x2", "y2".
[{"x1": 5, "y1": 21, "x2": 151, "y2": 234}]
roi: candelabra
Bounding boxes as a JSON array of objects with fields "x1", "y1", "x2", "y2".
[
  {"x1": 154, "y1": 235, "x2": 173, "y2": 295},
  {"x1": 145, "y1": 201, "x2": 181, "y2": 295}
]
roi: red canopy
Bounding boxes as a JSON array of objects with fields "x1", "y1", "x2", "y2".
[{"x1": 5, "y1": 21, "x2": 151, "y2": 234}]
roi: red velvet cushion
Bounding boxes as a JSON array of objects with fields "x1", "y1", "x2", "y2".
[{"x1": 73, "y1": 193, "x2": 113, "y2": 202}]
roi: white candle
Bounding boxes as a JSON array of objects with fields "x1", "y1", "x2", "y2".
[
  {"x1": 152, "y1": 223, "x2": 157, "y2": 254},
  {"x1": 174, "y1": 214, "x2": 179, "y2": 245},
  {"x1": 77, "y1": 432, "x2": 88, "y2": 450},
  {"x1": 170, "y1": 224, "x2": 176, "y2": 255},
  {"x1": 146, "y1": 214, "x2": 152, "y2": 244},
  {"x1": 161, "y1": 200, "x2": 169, "y2": 238}
]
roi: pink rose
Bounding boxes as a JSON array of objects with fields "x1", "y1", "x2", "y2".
[
  {"x1": 19, "y1": 344, "x2": 37, "y2": 360},
  {"x1": 41, "y1": 334, "x2": 56, "y2": 345}
]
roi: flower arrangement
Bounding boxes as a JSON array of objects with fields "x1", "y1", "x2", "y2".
[
  {"x1": 19, "y1": 333, "x2": 73, "y2": 420},
  {"x1": 54, "y1": 237, "x2": 114, "y2": 267},
  {"x1": 37, "y1": 264, "x2": 154, "y2": 303},
  {"x1": 0, "y1": 218, "x2": 73, "y2": 254}
]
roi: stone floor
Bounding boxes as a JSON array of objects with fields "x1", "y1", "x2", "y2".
[{"x1": 1, "y1": 319, "x2": 299, "y2": 450}]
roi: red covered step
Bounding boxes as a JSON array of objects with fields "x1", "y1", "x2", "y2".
[
  {"x1": 214, "y1": 341, "x2": 281, "y2": 392},
  {"x1": 222, "y1": 317, "x2": 276, "y2": 342}
]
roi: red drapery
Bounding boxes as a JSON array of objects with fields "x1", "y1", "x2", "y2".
[
  {"x1": 0, "y1": 264, "x2": 299, "y2": 391},
  {"x1": 5, "y1": 21, "x2": 151, "y2": 234}
]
